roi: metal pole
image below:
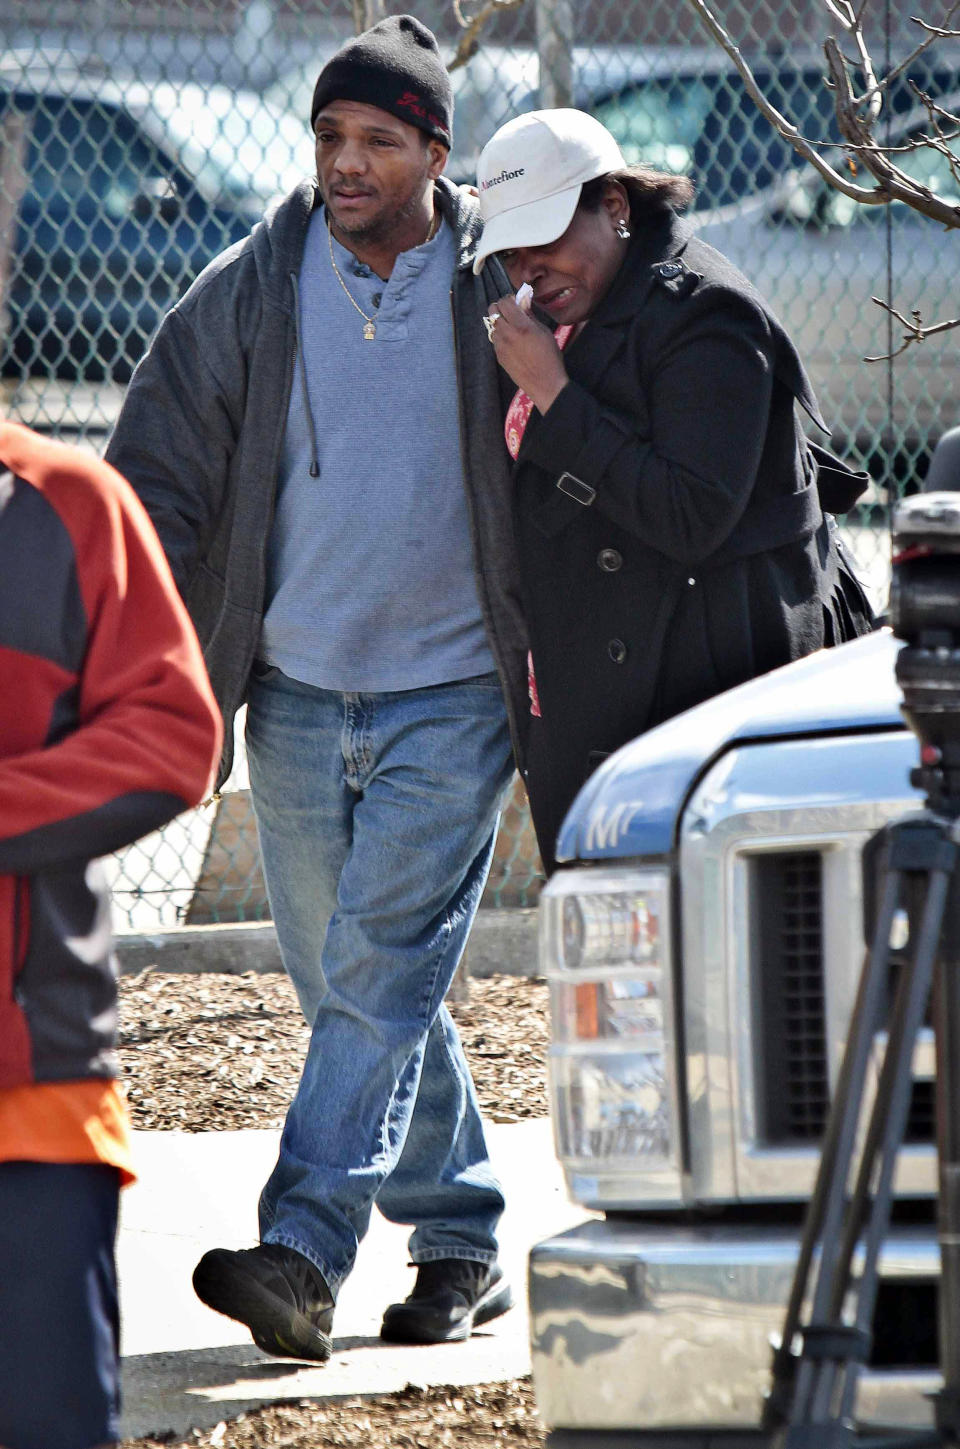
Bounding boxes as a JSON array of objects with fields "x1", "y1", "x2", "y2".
[
  {"x1": 0, "y1": 109, "x2": 28, "y2": 347},
  {"x1": 535, "y1": 0, "x2": 575, "y2": 109},
  {"x1": 934, "y1": 852, "x2": 960, "y2": 1443},
  {"x1": 352, "y1": 0, "x2": 386, "y2": 35},
  {"x1": 235, "y1": 0, "x2": 277, "y2": 82}
]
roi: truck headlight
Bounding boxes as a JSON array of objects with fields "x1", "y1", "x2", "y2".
[{"x1": 540, "y1": 867, "x2": 684, "y2": 1209}]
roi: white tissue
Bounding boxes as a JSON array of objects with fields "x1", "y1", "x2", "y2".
[{"x1": 515, "y1": 282, "x2": 533, "y2": 312}]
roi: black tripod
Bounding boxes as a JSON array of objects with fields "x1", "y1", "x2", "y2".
[
  {"x1": 760, "y1": 481, "x2": 960, "y2": 1447},
  {"x1": 761, "y1": 749, "x2": 960, "y2": 1449}
]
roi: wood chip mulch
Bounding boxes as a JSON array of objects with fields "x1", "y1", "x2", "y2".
[
  {"x1": 117, "y1": 971, "x2": 550, "y2": 1132},
  {"x1": 117, "y1": 973, "x2": 551, "y2": 1446},
  {"x1": 123, "y1": 1378, "x2": 545, "y2": 1448}
]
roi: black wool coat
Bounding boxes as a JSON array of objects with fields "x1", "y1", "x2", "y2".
[{"x1": 511, "y1": 211, "x2": 874, "y2": 870}]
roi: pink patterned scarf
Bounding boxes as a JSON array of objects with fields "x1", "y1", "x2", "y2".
[{"x1": 503, "y1": 324, "x2": 575, "y2": 716}]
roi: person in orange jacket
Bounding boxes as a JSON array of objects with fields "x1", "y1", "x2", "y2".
[{"x1": 0, "y1": 420, "x2": 222, "y2": 1449}]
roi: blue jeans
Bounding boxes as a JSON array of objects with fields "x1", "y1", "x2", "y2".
[{"x1": 245, "y1": 666, "x2": 514, "y2": 1294}]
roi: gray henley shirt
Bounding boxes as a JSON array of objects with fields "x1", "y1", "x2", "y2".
[{"x1": 260, "y1": 205, "x2": 495, "y2": 693}]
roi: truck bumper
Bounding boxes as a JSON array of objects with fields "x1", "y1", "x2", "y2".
[{"x1": 529, "y1": 1218, "x2": 940, "y2": 1440}]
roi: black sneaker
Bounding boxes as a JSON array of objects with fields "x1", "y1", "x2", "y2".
[
  {"x1": 192, "y1": 1243, "x2": 334, "y2": 1362},
  {"x1": 380, "y1": 1259, "x2": 513, "y2": 1344}
]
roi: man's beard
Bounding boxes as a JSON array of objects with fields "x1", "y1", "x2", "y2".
[
  {"x1": 324, "y1": 176, "x2": 431, "y2": 247},
  {"x1": 332, "y1": 207, "x2": 385, "y2": 245}
]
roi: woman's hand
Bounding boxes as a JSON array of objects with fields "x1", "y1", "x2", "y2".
[{"x1": 486, "y1": 296, "x2": 569, "y2": 415}]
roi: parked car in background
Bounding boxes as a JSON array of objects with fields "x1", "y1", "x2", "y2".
[
  {"x1": 0, "y1": 55, "x2": 310, "y2": 381},
  {"x1": 267, "y1": 45, "x2": 842, "y2": 205},
  {"x1": 582, "y1": 46, "x2": 841, "y2": 207},
  {"x1": 273, "y1": 43, "x2": 958, "y2": 201}
]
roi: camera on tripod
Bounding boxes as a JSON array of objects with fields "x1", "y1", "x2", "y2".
[{"x1": 892, "y1": 490, "x2": 960, "y2": 811}]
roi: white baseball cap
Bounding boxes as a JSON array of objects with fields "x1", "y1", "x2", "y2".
[{"x1": 473, "y1": 108, "x2": 626, "y2": 274}]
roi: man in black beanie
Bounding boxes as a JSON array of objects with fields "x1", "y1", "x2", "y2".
[{"x1": 107, "y1": 15, "x2": 528, "y2": 1362}]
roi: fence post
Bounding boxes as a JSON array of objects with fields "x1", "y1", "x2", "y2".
[
  {"x1": 0, "y1": 108, "x2": 28, "y2": 350},
  {"x1": 351, "y1": 0, "x2": 386, "y2": 32},
  {"x1": 535, "y1": 0, "x2": 575, "y2": 109},
  {"x1": 236, "y1": 0, "x2": 277, "y2": 77}
]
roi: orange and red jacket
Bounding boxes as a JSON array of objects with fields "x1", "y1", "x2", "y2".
[{"x1": 0, "y1": 421, "x2": 222, "y2": 1089}]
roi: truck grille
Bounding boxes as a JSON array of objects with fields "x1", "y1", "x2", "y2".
[
  {"x1": 755, "y1": 853, "x2": 830, "y2": 1143},
  {"x1": 754, "y1": 851, "x2": 933, "y2": 1148}
]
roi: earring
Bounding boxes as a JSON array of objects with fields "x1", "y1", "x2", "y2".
[{"x1": 616, "y1": 220, "x2": 631, "y2": 240}]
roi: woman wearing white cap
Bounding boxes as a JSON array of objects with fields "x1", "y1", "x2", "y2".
[{"x1": 473, "y1": 108, "x2": 874, "y2": 872}]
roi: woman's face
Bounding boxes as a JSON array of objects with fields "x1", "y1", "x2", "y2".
[{"x1": 497, "y1": 183, "x2": 629, "y2": 327}]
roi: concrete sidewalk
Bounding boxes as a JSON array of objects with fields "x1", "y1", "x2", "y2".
[{"x1": 118, "y1": 1117, "x2": 586, "y2": 1440}]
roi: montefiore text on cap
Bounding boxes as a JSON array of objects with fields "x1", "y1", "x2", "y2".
[{"x1": 473, "y1": 108, "x2": 625, "y2": 273}]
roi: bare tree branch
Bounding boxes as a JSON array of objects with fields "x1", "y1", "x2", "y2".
[
  {"x1": 682, "y1": 0, "x2": 960, "y2": 228},
  {"x1": 878, "y1": 4, "x2": 960, "y2": 92},
  {"x1": 680, "y1": 0, "x2": 960, "y2": 351},
  {"x1": 909, "y1": 9, "x2": 960, "y2": 39},
  {"x1": 908, "y1": 88, "x2": 960, "y2": 134},
  {"x1": 448, "y1": 0, "x2": 527, "y2": 72},
  {"x1": 823, "y1": 37, "x2": 959, "y2": 208},
  {"x1": 349, "y1": 0, "x2": 528, "y2": 75},
  {"x1": 865, "y1": 299, "x2": 960, "y2": 359},
  {"x1": 825, "y1": 0, "x2": 882, "y2": 122},
  {"x1": 822, "y1": 0, "x2": 854, "y2": 29}
]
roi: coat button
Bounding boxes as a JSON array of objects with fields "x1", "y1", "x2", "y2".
[
  {"x1": 598, "y1": 548, "x2": 623, "y2": 572},
  {"x1": 608, "y1": 638, "x2": 628, "y2": 664}
]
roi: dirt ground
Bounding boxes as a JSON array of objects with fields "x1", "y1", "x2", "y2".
[
  {"x1": 117, "y1": 970, "x2": 551, "y2": 1447},
  {"x1": 123, "y1": 1380, "x2": 546, "y2": 1448},
  {"x1": 117, "y1": 970, "x2": 550, "y2": 1132}
]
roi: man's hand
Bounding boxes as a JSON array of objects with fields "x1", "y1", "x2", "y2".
[{"x1": 486, "y1": 296, "x2": 569, "y2": 415}]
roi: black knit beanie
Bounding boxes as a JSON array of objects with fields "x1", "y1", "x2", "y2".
[{"x1": 311, "y1": 15, "x2": 452, "y2": 148}]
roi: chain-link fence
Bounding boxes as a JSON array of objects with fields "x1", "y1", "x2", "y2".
[
  {"x1": 3, "y1": 0, "x2": 957, "y2": 925},
  {"x1": 105, "y1": 728, "x2": 545, "y2": 929}
]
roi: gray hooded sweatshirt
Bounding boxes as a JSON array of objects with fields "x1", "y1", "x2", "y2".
[{"x1": 106, "y1": 176, "x2": 528, "y2": 786}]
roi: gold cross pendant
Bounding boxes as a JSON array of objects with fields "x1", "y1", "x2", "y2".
[{"x1": 363, "y1": 321, "x2": 376, "y2": 340}]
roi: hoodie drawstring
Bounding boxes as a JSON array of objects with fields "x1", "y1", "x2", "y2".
[{"x1": 290, "y1": 270, "x2": 320, "y2": 478}]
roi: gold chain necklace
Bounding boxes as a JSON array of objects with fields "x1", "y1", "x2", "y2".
[{"x1": 326, "y1": 209, "x2": 440, "y2": 341}]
